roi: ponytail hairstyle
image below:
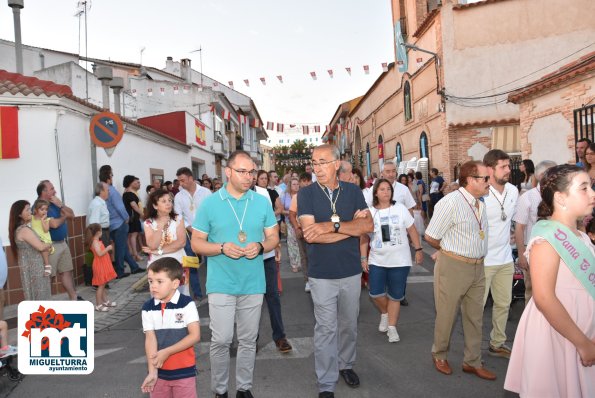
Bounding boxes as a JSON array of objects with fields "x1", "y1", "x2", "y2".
[{"x1": 537, "y1": 164, "x2": 583, "y2": 219}]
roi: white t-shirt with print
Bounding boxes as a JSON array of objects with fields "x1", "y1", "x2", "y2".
[{"x1": 368, "y1": 203, "x2": 414, "y2": 268}]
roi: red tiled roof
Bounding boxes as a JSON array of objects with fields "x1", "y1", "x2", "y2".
[
  {"x1": 508, "y1": 51, "x2": 595, "y2": 103},
  {"x1": 0, "y1": 69, "x2": 188, "y2": 147},
  {"x1": 453, "y1": 0, "x2": 512, "y2": 11},
  {"x1": 0, "y1": 69, "x2": 73, "y2": 97},
  {"x1": 449, "y1": 118, "x2": 519, "y2": 128}
]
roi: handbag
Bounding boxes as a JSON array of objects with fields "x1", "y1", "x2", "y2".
[{"x1": 182, "y1": 230, "x2": 200, "y2": 269}]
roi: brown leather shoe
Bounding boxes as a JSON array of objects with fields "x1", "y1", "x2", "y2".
[
  {"x1": 462, "y1": 364, "x2": 497, "y2": 380},
  {"x1": 275, "y1": 338, "x2": 293, "y2": 353},
  {"x1": 432, "y1": 354, "x2": 452, "y2": 375}
]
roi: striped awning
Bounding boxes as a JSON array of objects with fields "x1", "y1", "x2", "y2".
[{"x1": 491, "y1": 125, "x2": 520, "y2": 153}]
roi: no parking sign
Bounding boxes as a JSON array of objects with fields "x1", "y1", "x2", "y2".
[{"x1": 89, "y1": 112, "x2": 124, "y2": 148}]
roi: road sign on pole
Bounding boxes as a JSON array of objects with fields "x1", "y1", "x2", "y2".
[{"x1": 89, "y1": 112, "x2": 124, "y2": 148}]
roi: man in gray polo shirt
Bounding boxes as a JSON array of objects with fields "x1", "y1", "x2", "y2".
[{"x1": 298, "y1": 144, "x2": 373, "y2": 398}]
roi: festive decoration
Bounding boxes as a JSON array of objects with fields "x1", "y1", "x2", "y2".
[
  {"x1": 277, "y1": 123, "x2": 284, "y2": 132},
  {"x1": 382, "y1": 62, "x2": 388, "y2": 72},
  {"x1": 160, "y1": 87, "x2": 165, "y2": 95},
  {"x1": 310, "y1": 71, "x2": 317, "y2": 80},
  {"x1": 131, "y1": 88, "x2": 137, "y2": 97},
  {"x1": 363, "y1": 65, "x2": 370, "y2": 75},
  {"x1": 0, "y1": 106, "x2": 19, "y2": 159},
  {"x1": 277, "y1": 75, "x2": 283, "y2": 83},
  {"x1": 345, "y1": 67, "x2": 352, "y2": 75},
  {"x1": 147, "y1": 88, "x2": 153, "y2": 96},
  {"x1": 173, "y1": 85, "x2": 179, "y2": 94},
  {"x1": 195, "y1": 119, "x2": 206, "y2": 146},
  {"x1": 244, "y1": 79, "x2": 250, "y2": 87},
  {"x1": 328, "y1": 69, "x2": 333, "y2": 78},
  {"x1": 228, "y1": 81, "x2": 234, "y2": 88},
  {"x1": 260, "y1": 77, "x2": 266, "y2": 85},
  {"x1": 267, "y1": 121, "x2": 274, "y2": 130},
  {"x1": 302, "y1": 125, "x2": 309, "y2": 135}
]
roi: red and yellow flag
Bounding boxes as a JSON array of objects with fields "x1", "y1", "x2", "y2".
[
  {"x1": 0, "y1": 106, "x2": 19, "y2": 159},
  {"x1": 195, "y1": 119, "x2": 206, "y2": 146}
]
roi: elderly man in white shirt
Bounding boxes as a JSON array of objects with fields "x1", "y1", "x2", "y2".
[
  {"x1": 512, "y1": 160, "x2": 556, "y2": 304},
  {"x1": 482, "y1": 150, "x2": 519, "y2": 360},
  {"x1": 364, "y1": 161, "x2": 415, "y2": 214},
  {"x1": 87, "y1": 182, "x2": 111, "y2": 245},
  {"x1": 174, "y1": 167, "x2": 212, "y2": 301}
]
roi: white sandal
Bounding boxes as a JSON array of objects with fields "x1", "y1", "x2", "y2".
[
  {"x1": 95, "y1": 304, "x2": 109, "y2": 312},
  {"x1": 44, "y1": 265, "x2": 52, "y2": 276},
  {"x1": 103, "y1": 301, "x2": 117, "y2": 307}
]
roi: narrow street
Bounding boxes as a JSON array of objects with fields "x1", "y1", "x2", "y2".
[{"x1": 1, "y1": 243, "x2": 522, "y2": 397}]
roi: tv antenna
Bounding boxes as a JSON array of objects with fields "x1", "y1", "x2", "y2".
[
  {"x1": 190, "y1": 46, "x2": 203, "y2": 89},
  {"x1": 74, "y1": 0, "x2": 92, "y2": 101}
]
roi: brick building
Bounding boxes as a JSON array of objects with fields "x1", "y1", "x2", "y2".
[{"x1": 326, "y1": 0, "x2": 595, "y2": 181}]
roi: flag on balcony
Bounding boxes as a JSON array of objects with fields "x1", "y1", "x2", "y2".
[
  {"x1": 302, "y1": 125, "x2": 309, "y2": 135},
  {"x1": 310, "y1": 71, "x2": 317, "y2": 80},
  {"x1": 382, "y1": 62, "x2": 388, "y2": 72},
  {"x1": 277, "y1": 123, "x2": 284, "y2": 133},
  {"x1": 314, "y1": 125, "x2": 320, "y2": 133},
  {"x1": 251, "y1": 119, "x2": 261, "y2": 128},
  {"x1": 195, "y1": 119, "x2": 206, "y2": 146},
  {"x1": 0, "y1": 106, "x2": 19, "y2": 159},
  {"x1": 266, "y1": 121, "x2": 274, "y2": 130},
  {"x1": 363, "y1": 65, "x2": 370, "y2": 75}
]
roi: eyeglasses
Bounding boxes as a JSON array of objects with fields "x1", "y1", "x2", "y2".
[
  {"x1": 311, "y1": 159, "x2": 337, "y2": 168},
  {"x1": 229, "y1": 167, "x2": 257, "y2": 177},
  {"x1": 471, "y1": 175, "x2": 489, "y2": 182}
]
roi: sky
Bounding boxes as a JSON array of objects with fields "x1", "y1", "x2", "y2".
[{"x1": 0, "y1": 0, "x2": 395, "y2": 126}]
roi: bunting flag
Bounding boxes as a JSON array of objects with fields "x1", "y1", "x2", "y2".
[
  {"x1": 0, "y1": 106, "x2": 19, "y2": 159},
  {"x1": 131, "y1": 89, "x2": 137, "y2": 97},
  {"x1": 310, "y1": 71, "x2": 317, "y2": 80},
  {"x1": 244, "y1": 79, "x2": 250, "y2": 87},
  {"x1": 302, "y1": 125, "x2": 309, "y2": 135},
  {"x1": 277, "y1": 75, "x2": 283, "y2": 83},
  {"x1": 183, "y1": 85, "x2": 189, "y2": 94},
  {"x1": 195, "y1": 119, "x2": 206, "y2": 146},
  {"x1": 160, "y1": 87, "x2": 165, "y2": 95},
  {"x1": 213, "y1": 81, "x2": 219, "y2": 87},
  {"x1": 173, "y1": 85, "x2": 179, "y2": 94},
  {"x1": 327, "y1": 69, "x2": 333, "y2": 78},
  {"x1": 382, "y1": 62, "x2": 388, "y2": 72},
  {"x1": 417, "y1": 57, "x2": 423, "y2": 67},
  {"x1": 221, "y1": 110, "x2": 231, "y2": 121},
  {"x1": 277, "y1": 123, "x2": 284, "y2": 133},
  {"x1": 147, "y1": 88, "x2": 153, "y2": 96},
  {"x1": 210, "y1": 104, "x2": 215, "y2": 113},
  {"x1": 228, "y1": 81, "x2": 234, "y2": 89},
  {"x1": 260, "y1": 77, "x2": 266, "y2": 85},
  {"x1": 266, "y1": 121, "x2": 274, "y2": 130},
  {"x1": 345, "y1": 67, "x2": 351, "y2": 76},
  {"x1": 314, "y1": 125, "x2": 320, "y2": 133},
  {"x1": 363, "y1": 65, "x2": 370, "y2": 75}
]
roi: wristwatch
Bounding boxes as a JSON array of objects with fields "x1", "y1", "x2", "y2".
[{"x1": 333, "y1": 222, "x2": 340, "y2": 233}]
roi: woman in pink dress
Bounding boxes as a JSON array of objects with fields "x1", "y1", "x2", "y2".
[{"x1": 504, "y1": 164, "x2": 595, "y2": 397}]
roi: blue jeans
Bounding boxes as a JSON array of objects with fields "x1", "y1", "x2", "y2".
[
  {"x1": 368, "y1": 264, "x2": 410, "y2": 301},
  {"x1": 184, "y1": 239, "x2": 203, "y2": 299},
  {"x1": 263, "y1": 257, "x2": 285, "y2": 341},
  {"x1": 110, "y1": 222, "x2": 140, "y2": 277}
]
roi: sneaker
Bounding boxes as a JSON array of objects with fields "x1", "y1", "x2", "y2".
[
  {"x1": 305, "y1": 282, "x2": 311, "y2": 293},
  {"x1": 401, "y1": 297, "x2": 409, "y2": 306},
  {"x1": 387, "y1": 326, "x2": 400, "y2": 343},
  {"x1": 488, "y1": 344, "x2": 512, "y2": 359},
  {"x1": 0, "y1": 345, "x2": 18, "y2": 357},
  {"x1": 378, "y1": 313, "x2": 389, "y2": 332},
  {"x1": 236, "y1": 390, "x2": 254, "y2": 398}
]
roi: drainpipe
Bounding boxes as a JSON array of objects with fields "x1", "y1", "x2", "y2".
[
  {"x1": 54, "y1": 110, "x2": 66, "y2": 201},
  {"x1": 8, "y1": 0, "x2": 24, "y2": 74}
]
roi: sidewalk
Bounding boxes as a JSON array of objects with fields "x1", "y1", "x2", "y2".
[{"x1": 4, "y1": 260, "x2": 150, "y2": 344}]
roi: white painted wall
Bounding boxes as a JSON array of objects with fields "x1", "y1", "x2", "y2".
[{"x1": 528, "y1": 113, "x2": 573, "y2": 166}]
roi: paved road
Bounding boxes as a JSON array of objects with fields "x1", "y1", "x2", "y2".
[{"x1": 0, "y1": 244, "x2": 523, "y2": 397}]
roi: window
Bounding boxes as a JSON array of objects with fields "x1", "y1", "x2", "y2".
[
  {"x1": 404, "y1": 81, "x2": 412, "y2": 121},
  {"x1": 420, "y1": 131, "x2": 429, "y2": 159},
  {"x1": 396, "y1": 143, "x2": 403, "y2": 164}
]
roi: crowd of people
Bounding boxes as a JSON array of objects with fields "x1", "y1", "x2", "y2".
[{"x1": 1, "y1": 139, "x2": 594, "y2": 397}]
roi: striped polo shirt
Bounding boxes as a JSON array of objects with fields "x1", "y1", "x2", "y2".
[
  {"x1": 425, "y1": 187, "x2": 488, "y2": 259},
  {"x1": 141, "y1": 290, "x2": 200, "y2": 380}
]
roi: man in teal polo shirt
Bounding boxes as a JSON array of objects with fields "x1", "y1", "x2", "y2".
[{"x1": 192, "y1": 150, "x2": 279, "y2": 398}]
